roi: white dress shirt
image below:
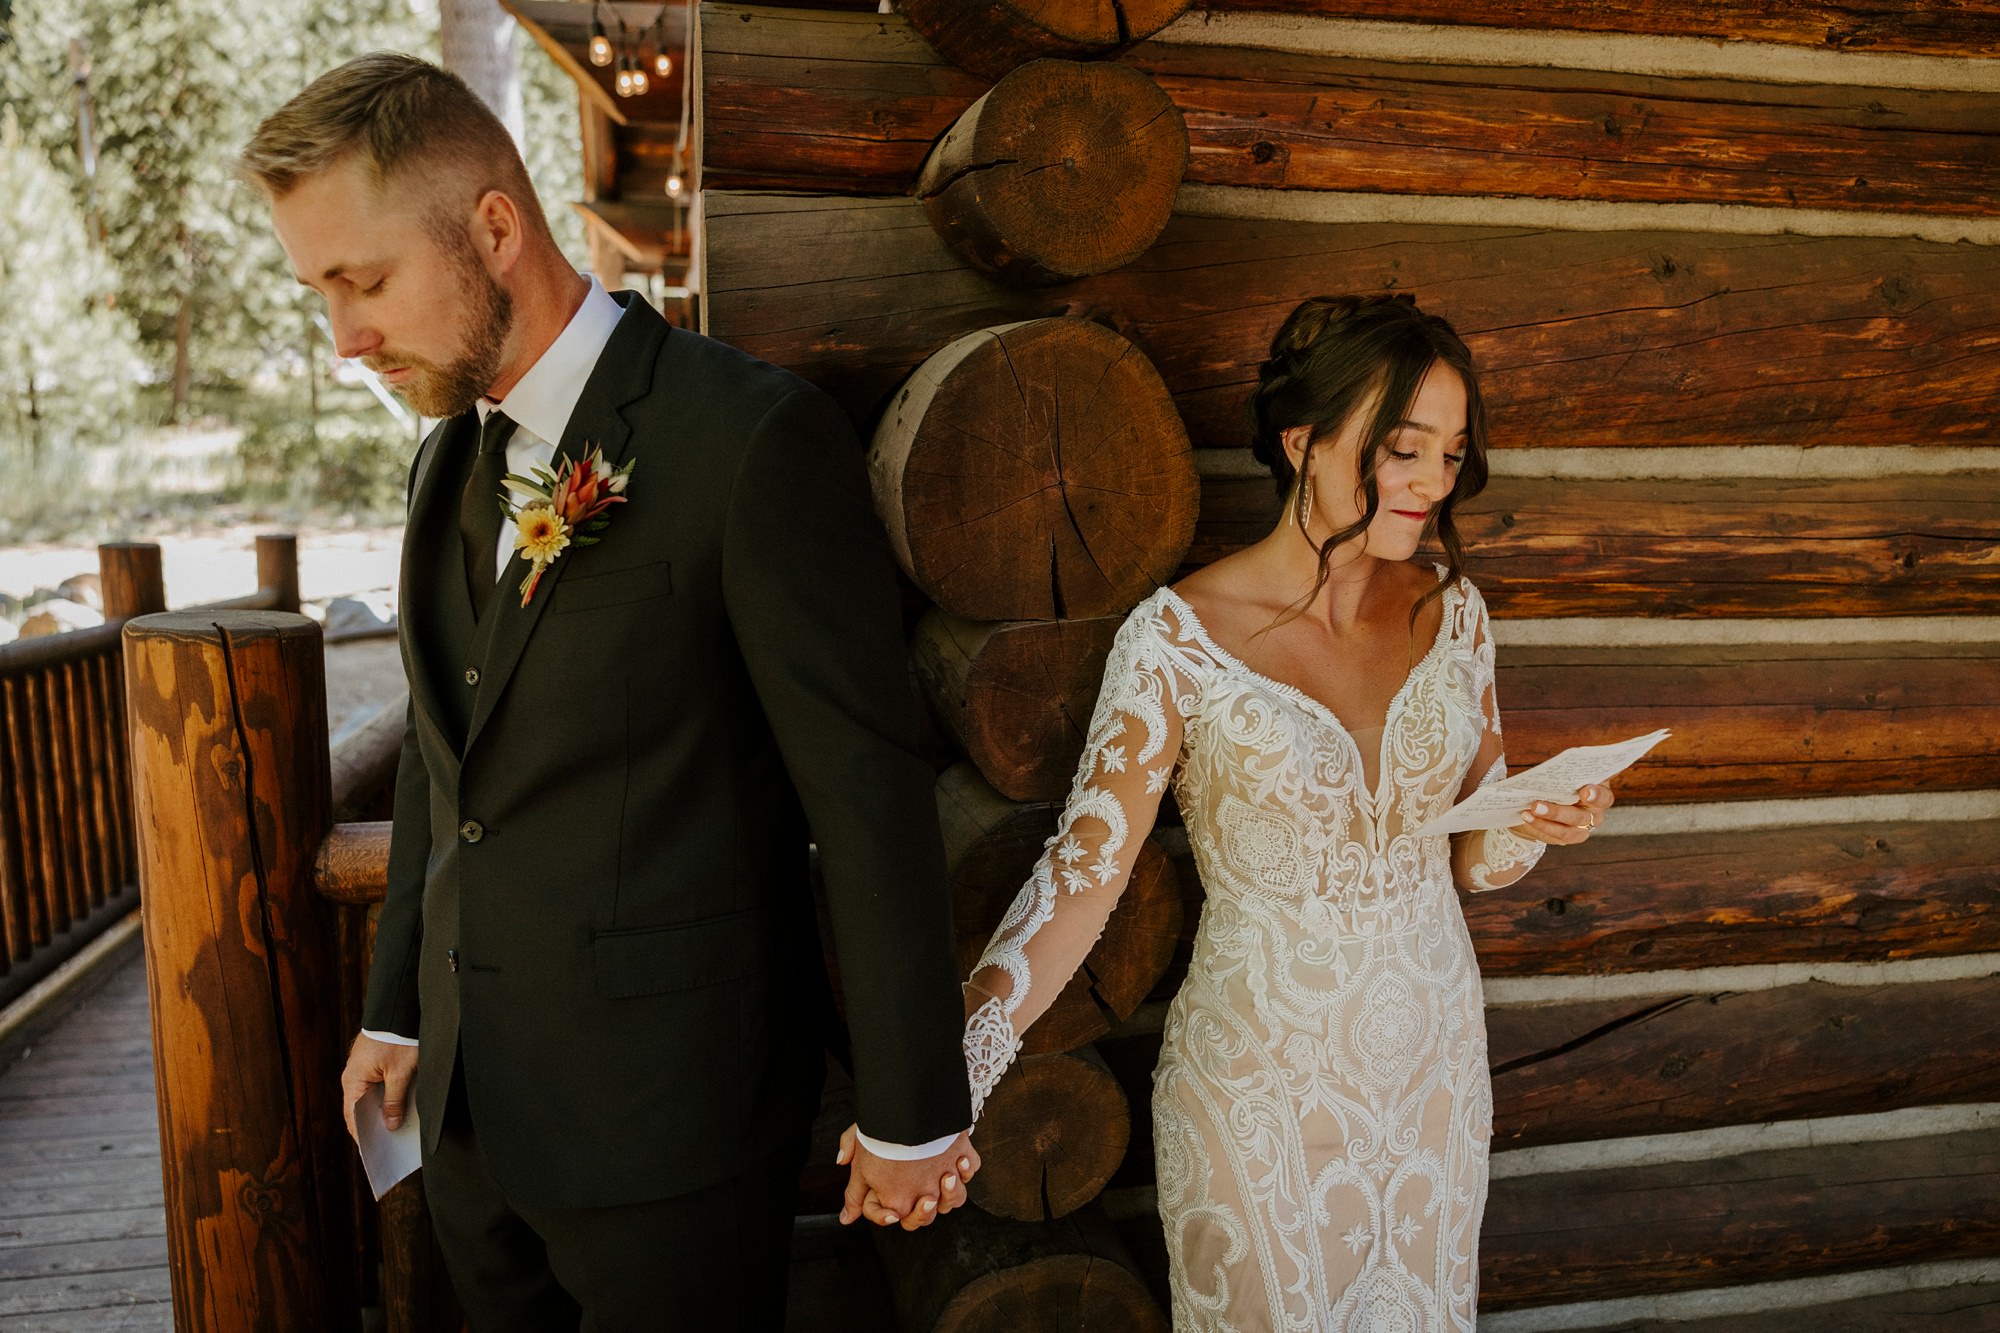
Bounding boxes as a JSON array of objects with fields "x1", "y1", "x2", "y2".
[{"x1": 363, "y1": 278, "x2": 957, "y2": 1161}]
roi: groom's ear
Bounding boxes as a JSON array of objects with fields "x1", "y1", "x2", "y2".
[{"x1": 468, "y1": 187, "x2": 528, "y2": 276}]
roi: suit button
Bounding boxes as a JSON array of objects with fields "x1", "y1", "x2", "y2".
[
  {"x1": 459, "y1": 820, "x2": 484, "y2": 844},
  {"x1": 464, "y1": 667, "x2": 480, "y2": 686},
  {"x1": 447, "y1": 949, "x2": 460, "y2": 973}
]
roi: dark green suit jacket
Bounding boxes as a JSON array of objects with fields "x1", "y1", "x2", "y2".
[{"x1": 364, "y1": 293, "x2": 971, "y2": 1209}]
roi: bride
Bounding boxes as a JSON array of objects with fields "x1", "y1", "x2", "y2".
[{"x1": 959, "y1": 294, "x2": 1614, "y2": 1330}]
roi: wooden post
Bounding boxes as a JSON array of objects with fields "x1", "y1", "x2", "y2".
[
  {"x1": 98, "y1": 542, "x2": 167, "y2": 621},
  {"x1": 256, "y1": 534, "x2": 302, "y2": 614},
  {"x1": 125, "y1": 610, "x2": 355, "y2": 1328}
]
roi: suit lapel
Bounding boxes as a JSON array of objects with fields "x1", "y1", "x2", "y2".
[
  {"x1": 461, "y1": 294, "x2": 670, "y2": 755},
  {"x1": 399, "y1": 412, "x2": 479, "y2": 760}
]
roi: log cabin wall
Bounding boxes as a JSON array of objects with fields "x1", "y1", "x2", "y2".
[{"x1": 684, "y1": 1, "x2": 2000, "y2": 1326}]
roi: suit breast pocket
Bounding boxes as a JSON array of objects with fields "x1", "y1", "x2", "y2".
[{"x1": 550, "y1": 560, "x2": 673, "y2": 615}]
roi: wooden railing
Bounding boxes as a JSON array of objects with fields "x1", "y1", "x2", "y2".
[{"x1": 0, "y1": 535, "x2": 298, "y2": 1009}]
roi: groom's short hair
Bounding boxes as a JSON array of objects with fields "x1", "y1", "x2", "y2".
[{"x1": 239, "y1": 52, "x2": 551, "y2": 245}]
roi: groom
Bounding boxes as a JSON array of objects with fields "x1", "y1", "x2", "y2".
[{"x1": 242, "y1": 55, "x2": 973, "y2": 1328}]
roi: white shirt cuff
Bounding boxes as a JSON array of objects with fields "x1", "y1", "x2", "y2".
[
  {"x1": 855, "y1": 1129, "x2": 965, "y2": 1161},
  {"x1": 361, "y1": 1028, "x2": 419, "y2": 1047}
]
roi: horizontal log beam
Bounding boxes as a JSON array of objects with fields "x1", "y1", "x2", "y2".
[
  {"x1": 1101, "y1": 976, "x2": 2000, "y2": 1174},
  {"x1": 1497, "y1": 641, "x2": 2000, "y2": 802},
  {"x1": 1192, "y1": 471, "x2": 2000, "y2": 617},
  {"x1": 315, "y1": 822, "x2": 390, "y2": 907},
  {"x1": 1464, "y1": 818, "x2": 2000, "y2": 976},
  {"x1": 702, "y1": 193, "x2": 2000, "y2": 451},
  {"x1": 1485, "y1": 974, "x2": 2000, "y2": 1149},
  {"x1": 1152, "y1": 816, "x2": 2000, "y2": 997},
  {"x1": 1479, "y1": 1126, "x2": 2000, "y2": 1308},
  {"x1": 1219, "y1": 0, "x2": 2000, "y2": 61},
  {"x1": 700, "y1": 7, "x2": 2000, "y2": 214}
]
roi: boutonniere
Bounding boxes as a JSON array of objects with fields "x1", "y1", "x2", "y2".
[{"x1": 501, "y1": 446, "x2": 636, "y2": 607}]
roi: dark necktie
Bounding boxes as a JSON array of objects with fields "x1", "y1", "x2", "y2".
[{"x1": 460, "y1": 410, "x2": 518, "y2": 623}]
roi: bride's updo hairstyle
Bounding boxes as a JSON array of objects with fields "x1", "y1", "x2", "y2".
[{"x1": 1247, "y1": 293, "x2": 1490, "y2": 628}]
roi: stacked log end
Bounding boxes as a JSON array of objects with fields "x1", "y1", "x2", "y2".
[
  {"x1": 865, "y1": 307, "x2": 1195, "y2": 1322},
  {"x1": 917, "y1": 60, "x2": 1188, "y2": 287},
  {"x1": 870, "y1": 317, "x2": 1197, "y2": 622},
  {"x1": 901, "y1": 0, "x2": 1194, "y2": 81},
  {"x1": 875, "y1": 1204, "x2": 1168, "y2": 1333}
]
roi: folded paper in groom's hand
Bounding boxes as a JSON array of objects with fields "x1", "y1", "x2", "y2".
[
  {"x1": 1411, "y1": 729, "x2": 1671, "y2": 839},
  {"x1": 354, "y1": 1081, "x2": 423, "y2": 1200}
]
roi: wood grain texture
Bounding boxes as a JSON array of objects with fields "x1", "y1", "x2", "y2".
[
  {"x1": 702, "y1": 193, "x2": 2000, "y2": 450},
  {"x1": 904, "y1": 0, "x2": 1193, "y2": 80},
  {"x1": 917, "y1": 60, "x2": 1188, "y2": 286},
  {"x1": 1464, "y1": 819, "x2": 2000, "y2": 976},
  {"x1": 868, "y1": 318, "x2": 1198, "y2": 621},
  {"x1": 874, "y1": 1203, "x2": 1167, "y2": 1333},
  {"x1": 698, "y1": 7, "x2": 2000, "y2": 212},
  {"x1": 912, "y1": 611, "x2": 1124, "y2": 802},
  {"x1": 1132, "y1": 41, "x2": 2000, "y2": 215},
  {"x1": 1496, "y1": 640, "x2": 2000, "y2": 803},
  {"x1": 1479, "y1": 1126, "x2": 2000, "y2": 1308},
  {"x1": 123, "y1": 611, "x2": 355, "y2": 1329},
  {"x1": 1223, "y1": 0, "x2": 2000, "y2": 60},
  {"x1": 1486, "y1": 974, "x2": 2000, "y2": 1149},
  {"x1": 971, "y1": 1048, "x2": 1132, "y2": 1222},
  {"x1": 1192, "y1": 471, "x2": 2000, "y2": 617}
]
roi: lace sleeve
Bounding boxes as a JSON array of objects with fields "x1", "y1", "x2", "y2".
[
  {"x1": 961, "y1": 596, "x2": 1199, "y2": 1121},
  {"x1": 1451, "y1": 585, "x2": 1545, "y2": 894}
]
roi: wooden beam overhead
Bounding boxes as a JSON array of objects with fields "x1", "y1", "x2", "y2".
[{"x1": 572, "y1": 199, "x2": 693, "y2": 273}]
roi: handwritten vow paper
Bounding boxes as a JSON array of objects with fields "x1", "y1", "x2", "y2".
[{"x1": 1411, "y1": 729, "x2": 1671, "y2": 839}]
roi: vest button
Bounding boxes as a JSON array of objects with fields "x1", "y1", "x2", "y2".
[
  {"x1": 459, "y1": 820, "x2": 484, "y2": 844},
  {"x1": 464, "y1": 667, "x2": 480, "y2": 686}
]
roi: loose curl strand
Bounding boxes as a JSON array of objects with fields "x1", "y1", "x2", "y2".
[{"x1": 1246, "y1": 293, "x2": 1491, "y2": 636}]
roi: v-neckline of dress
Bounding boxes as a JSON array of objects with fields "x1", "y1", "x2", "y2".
[{"x1": 1159, "y1": 569, "x2": 1460, "y2": 814}]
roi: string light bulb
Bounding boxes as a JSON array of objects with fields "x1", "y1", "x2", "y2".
[
  {"x1": 665, "y1": 172, "x2": 683, "y2": 196},
  {"x1": 653, "y1": 49, "x2": 672, "y2": 79},
  {"x1": 630, "y1": 61, "x2": 650, "y2": 96},
  {"x1": 614, "y1": 57, "x2": 634, "y2": 97},
  {"x1": 588, "y1": 18, "x2": 613, "y2": 67}
]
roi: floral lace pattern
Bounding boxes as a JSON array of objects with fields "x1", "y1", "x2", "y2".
[{"x1": 963, "y1": 571, "x2": 1537, "y2": 1331}]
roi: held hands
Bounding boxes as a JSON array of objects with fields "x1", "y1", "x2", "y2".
[
  {"x1": 1514, "y1": 782, "x2": 1616, "y2": 846},
  {"x1": 340, "y1": 1032, "x2": 419, "y2": 1141},
  {"x1": 836, "y1": 1125, "x2": 980, "y2": 1231}
]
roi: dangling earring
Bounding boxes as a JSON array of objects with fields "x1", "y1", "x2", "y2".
[{"x1": 1296, "y1": 474, "x2": 1314, "y2": 533}]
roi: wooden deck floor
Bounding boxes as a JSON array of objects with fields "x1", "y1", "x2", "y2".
[{"x1": 0, "y1": 954, "x2": 171, "y2": 1331}]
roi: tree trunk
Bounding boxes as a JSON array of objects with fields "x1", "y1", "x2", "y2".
[
  {"x1": 917, "y1": 60, "x2": 1185, "y2": 287},
  {"x1": 171, "y1": 288, "x2": 192, "y2": 424},
  {"x1": 868, "y1": 318, "x2": 1197, "y2": 622},
  {"x1": 440, "y1": 0, "x2": 527, "y2": 147}
]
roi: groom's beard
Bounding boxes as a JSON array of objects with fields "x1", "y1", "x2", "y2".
[{"x1": 368, "y1": 252, "x2": 514, "y2": 420}]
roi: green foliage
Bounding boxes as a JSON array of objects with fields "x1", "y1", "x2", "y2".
[
  {"x1": 0, "y1": 107, "x2": 141, "y2": 459},
  {"x1": 236, "y1": 383, "x2": 417, "y2": 520},
  {"x1": 0, "y1": 0, "x2": 597, "y2": 533}
]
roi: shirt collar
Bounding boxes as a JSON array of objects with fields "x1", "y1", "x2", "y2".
[{"x1": 475, "y1": 275, "x2": 624, "y2": 444}]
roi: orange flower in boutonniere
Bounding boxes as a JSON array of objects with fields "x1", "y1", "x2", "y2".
[{"x1": 500, "y1": 445, "x2": 636, "y2": 607}]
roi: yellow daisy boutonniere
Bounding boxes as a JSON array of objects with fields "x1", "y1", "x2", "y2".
[{"x1": 499, "y1": 445, "x2": 636, "y2": 606}]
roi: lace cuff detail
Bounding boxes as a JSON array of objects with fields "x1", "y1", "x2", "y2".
[
  {"x1": 1469, "y1": 823, "x2": 1544, "y2": 891},
  {"x1": 964, "y1": 994, "x2": 1023, "y2": 1123}
]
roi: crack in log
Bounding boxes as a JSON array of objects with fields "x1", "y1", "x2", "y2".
[
  {"x1": 214, "y1": 622, "x2": 332, "y2": 1270},
  {"x1": 1489, "y1": 993, "x2": 1704, "y2": 1078},
  {"x1": 917, "y1": 157, "x2": 1021, "y2": 201}
]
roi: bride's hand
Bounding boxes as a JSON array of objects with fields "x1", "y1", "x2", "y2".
[{"x1": 1515, "y1": 782, "x2": 1614, "y2": 845}]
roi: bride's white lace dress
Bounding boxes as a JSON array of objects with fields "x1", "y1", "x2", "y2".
[{"x1": 961, "y1": 570, "x2": 1544, "y2": 1332}]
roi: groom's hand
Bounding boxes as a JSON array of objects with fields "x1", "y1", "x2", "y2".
[
  {"x1": 837, "y1": 1125, "x2": 980, "y2": 1231},
  {"x1": 341, "y1": 1032, "x2": 419, "y2": 1141}
]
